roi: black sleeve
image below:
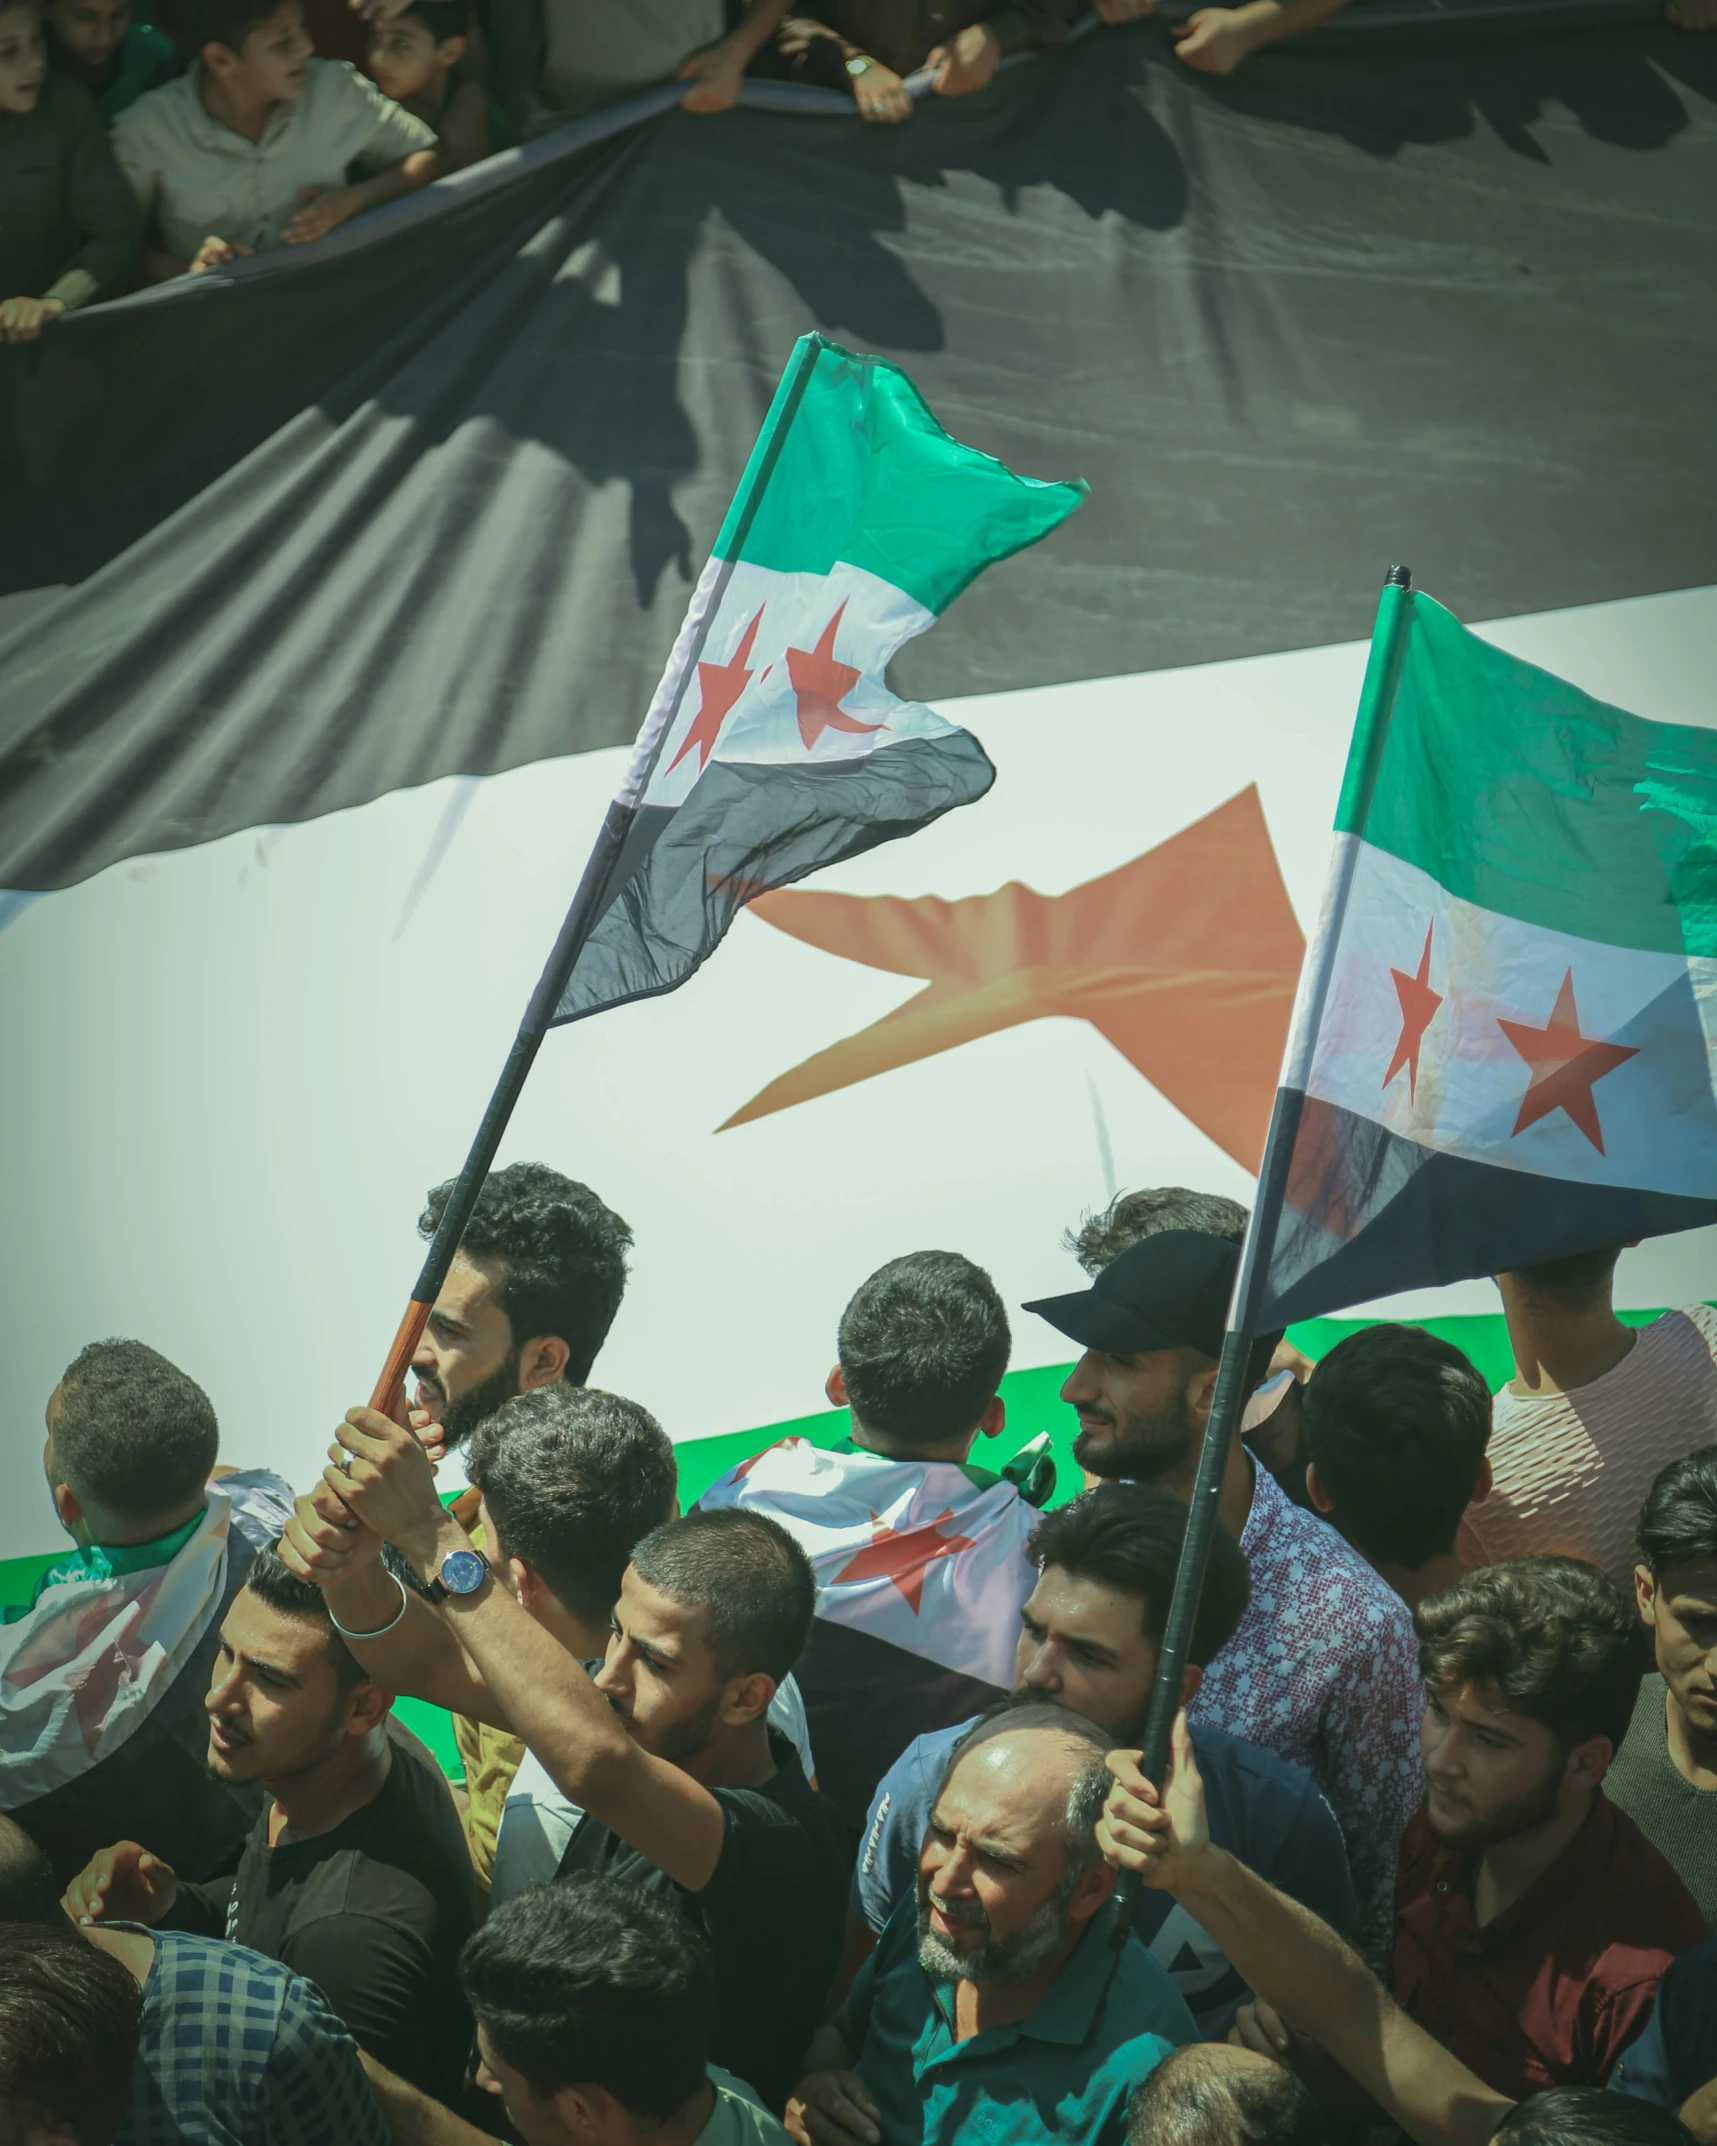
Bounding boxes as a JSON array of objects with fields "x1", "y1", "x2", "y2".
[
  {"x1": 46, "y1": 82, "x2": 143, "y2": 309},
  {"x1": 279, "y1": 1913, "x2": 438, "y2": 2087}
]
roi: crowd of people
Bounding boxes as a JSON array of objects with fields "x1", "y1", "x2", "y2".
[
  {"x1": 7, "y1": 0, "x2": 1717, "y2": 343},
  {"x1": 4, "y1": 1161, "x2": 1717, "y2": 2146}
]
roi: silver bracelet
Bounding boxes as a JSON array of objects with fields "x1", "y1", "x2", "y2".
[{"x1": 328, "y1": 1570, "x2": 409, "y2": 1642}]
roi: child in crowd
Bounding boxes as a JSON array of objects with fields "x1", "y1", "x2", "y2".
[
  {"x1": 364, "y1": 0, "x2": 502, "y2": 168},
  {"x1": 44, "y1": 0, "x2": 175, "y2": 119},
  {"x1": 111, "y1": 0, "x2": 439, "y2": 279},
  {"x1": 0, "y1": 0, "x2": 143, "y2": 338}
]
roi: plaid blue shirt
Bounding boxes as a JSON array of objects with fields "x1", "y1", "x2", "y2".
[{"x1": 118, "y1": 1927, "x2": 388, "y2": 2146}]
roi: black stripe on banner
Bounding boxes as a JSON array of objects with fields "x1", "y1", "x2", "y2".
[{"x1": 1259, "y1": 1093, "x2": 1717, "y2": 1327}]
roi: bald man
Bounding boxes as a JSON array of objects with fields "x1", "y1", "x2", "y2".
[
  {"x1": 1129, "y1": 2043, "x2": 1329, "y2": 2146},
  {"x1": 786, "y1": 1707, "x2": 1196, "y2": 2146}
]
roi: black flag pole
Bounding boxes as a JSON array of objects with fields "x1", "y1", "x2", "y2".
[
  {"x1": 362, "y1": 335, "x2": 826, "y2": 1418},
  {"x1": 1109, "y1": 562, "x2": 1416, "y2": 1941}
]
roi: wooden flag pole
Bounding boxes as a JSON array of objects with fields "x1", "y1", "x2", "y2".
[
  {"x1": 1109, "y1": 563, "x2": 1416, "y2": 1942},
  {"x1": 362, "y1": 336, "x2": 827, "y2": 1417}
]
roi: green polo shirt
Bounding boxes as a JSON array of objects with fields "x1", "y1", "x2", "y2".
[{"x1": 849, "y1": 1893, "x2": 1197, "y2": 2146}]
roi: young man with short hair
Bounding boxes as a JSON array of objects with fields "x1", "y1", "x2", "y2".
[
  {"x1": 44, "y1": 0, "x2": 175, "y2": 119},
  {"x1": 0, "y1": 1813, "x2": 386, "y2": 2146},
  {"x1": 62, "y1": 1545, "x2": 477, "y2": 2103},
  {"x1": 1395, "y1": 1557, "x2": 1704, "y2": 2097},
  {"x1": 1301, "y1": 1324, "x2": 1493, "y2": 1612},
  {"x1": 1027, "y1": 1231, "x2": 1421, "y2": 1968},
  {"x1": 0, "y1": 1922, "x2": 140, "y2": 2146},
  {"x1": 1607, "y1": 1445, "x2": 1717, "y2": 1925},
  {"x1": 851, "y1": 1482, "x2": 1356, "y2": 2034},
  {"x1": 791, "y1": 1711, "x2": 1195, "y2": 2146},
  {"x1": 111, "y1": 0, "x2": 438, "y2": 279},
  {"x1": 404, "y1": 1160, "x2": 635, "y2": 1888},
  {"x1": 2, "y1": 1339, "x2": 291, "y2": 1886},
  {"x1": 284, "y1": 1436, "x2": 850, "y2": 2112},
  {"x1": 1460, "y1": 1247, "x2": 1717, "y2": 1589},
  {"x1": 700, "y1": 1249, "x2": 1038, "y2": 1828},
  {"x1": 365, "y1": 1873, "x2": 794, "y2": 2146}
]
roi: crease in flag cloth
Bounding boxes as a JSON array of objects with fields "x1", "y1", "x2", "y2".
[{"x1": 1257, "y1": 579, "x2": 1717, "y2": 1328}]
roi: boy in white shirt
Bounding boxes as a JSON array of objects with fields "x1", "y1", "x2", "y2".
[{"x1": 111, "y1": 0, "x2": 437, "y2": 279}]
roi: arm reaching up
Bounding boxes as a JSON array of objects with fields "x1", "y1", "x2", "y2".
[{"x1": 1096, "y1": 1713, "x2": 1513, "y2": 2146}]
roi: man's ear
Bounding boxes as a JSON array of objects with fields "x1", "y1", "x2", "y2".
[
  {"x1": 1177, "y1": 1661, "x2": 1204, "y2": 1708},
  {"x1": 1186, "y1": 1361, "x2": 1219, "y2": 1431},
  {"x1": 519, "y1": 1334, "x2": 570, "y2": 1392},
  {"x1": 1472, "y1": 1457, "x2": 1494, "y2": 1506},
  {"x1": 346, "y1": 1679, "x2": 393, "y2": 1736},
  {"x1": 976, "y1": 1395, "x2": 1006, "y2": 1442},
  {"x1": 52, "y1": 1480, "x2": 82, "y2": 1531},
  {"x1": 437, "y1": 31, "x2": 465, "y2": 61},
  {"x1": 1566, "y1": 1732, "x2": 1614, "y2": 1794},
  {"x1": 1067, "y1": 1855, "x2": 1115, "y2": 1928},
  {"x1": 1305, "y1": 1462, "x2": 1335, "y2": 1516},
  {"x1": 723, "y1": 1669, "x2": 775, "y2": 1730},
  {"x1": 201, "y1": 36, "x2": 238, "y2": 74},
  {"x1": 826, "y1": 1364, "x2": 849, "y2": 1411},
  {"x1": 1635, "y1": 1563, "x2": 1659, "y2": 1628}
]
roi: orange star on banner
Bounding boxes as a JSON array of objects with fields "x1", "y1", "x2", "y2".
[
  {"x1": 785, "y1": 602, "x2": 888, "y2": 750},
  {"x1": 1498, "y1": 968, "x2": 1639, "y2": 1155},
  {"x1": 834, "y1": 1509, "x2": 976, "y2": 1614},
  {"x1": 720, "y1": 786, "x2": 1305, "y2": 1174},
  {"x1": 1384, "y1": 922, "x2": 1443, "y2": 1100}
]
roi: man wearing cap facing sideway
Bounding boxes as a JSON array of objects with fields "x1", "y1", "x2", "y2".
[{"x1": 1024, "y1": 1230, "x2": 1422, "y2": 1972}]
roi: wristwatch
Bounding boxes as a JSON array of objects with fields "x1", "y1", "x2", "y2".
[
  {"x1": 846, "y1": 53, "x2": 873, "y2": 73},
  {"x1": 425, "y1": 1546, "x2": 491, "y2": 1603}
]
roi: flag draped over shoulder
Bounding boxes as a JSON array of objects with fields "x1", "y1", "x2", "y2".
[
  {"x1": 548, "y1": 334, "x2": 1086, "y2": 1028},
  {"x1": 1258, "y1": 584, "x2": 1717, "y2": 1327},
  {"x1": 0, "y1": 1474, "x2": 292, "y2": 1809},
  {"x1": 699, "y1": 1437, "x2": 1039, "y2": 1821}
]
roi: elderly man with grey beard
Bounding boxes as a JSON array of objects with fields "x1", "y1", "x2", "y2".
[{"x1": 785, "y1": 1708, "x2": 1196, "y2": 2146}]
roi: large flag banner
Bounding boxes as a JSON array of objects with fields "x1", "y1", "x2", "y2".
[
  {"x1": 699, "y1": 1436, "x2": 1039, "y2": 1824},
  {"x1": 1259, "y1": 582, "x2": 1717, "y2": 1326},
  {"x1": 547, "y1": 333, "x2": 1085, "y2": 1027}
]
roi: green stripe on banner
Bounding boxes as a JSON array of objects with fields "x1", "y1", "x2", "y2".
[
  {"x1": 0, "y1": 1305, "x2": 1688, "y2": 1782},
  {"x1": 714, "y1": 336, "x2": 1085, "y2": 617},
  {"x1": 1339, "y1": 594, "x2": 1717, "y2": 958}
]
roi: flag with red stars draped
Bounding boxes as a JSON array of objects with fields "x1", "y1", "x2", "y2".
[
  {"x1": 1256, "y1": 583, "x2": 1717, "y2": 1326},
  {"x1": 698, "y1": 1436, "x2": 1039, "y2": 1829},
  {"x1": 546, "y1": 334, "x2": 1083, "y2": 1032}
]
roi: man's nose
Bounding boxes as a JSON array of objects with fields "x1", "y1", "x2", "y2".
[
  {"x1": 206, "y1": 1662, "x2": 241, "y2": 1714},
  {"x1": 1018, "y1": 1643, "x2": 1058, "y2": 1693},
  {"x1": 1060, "y1": 1355, "x2": 1098, "y2": 1406}
]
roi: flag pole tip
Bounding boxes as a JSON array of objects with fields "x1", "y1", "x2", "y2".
[{"x1": 1385, "y1": 564, "x2": 1412, "y2": 589}]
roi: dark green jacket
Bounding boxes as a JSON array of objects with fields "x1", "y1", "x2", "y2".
[{"x1": 0, "y1": 71, "x2": 143, "y2": 308}]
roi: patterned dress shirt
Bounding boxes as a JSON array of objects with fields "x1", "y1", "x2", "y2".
[
  {"x1": 1188, "y1": 1461, "x2": 1423, "y2": 1966},
  {"x1": 118, "y1": 1927, "x2": 387, "y2": 2146}
]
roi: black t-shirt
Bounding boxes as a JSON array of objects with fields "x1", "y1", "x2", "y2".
[
  {"x1": 557, "y1": 1733, "x2": 851, "y2": 2111},
  {"x1": 173, "y1": 1742, "x2": 479, "y2": 2102}
]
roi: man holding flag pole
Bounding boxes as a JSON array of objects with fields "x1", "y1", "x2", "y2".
[{"x1": 1107, "y1": 557, "x2": 1717, "y2": 1976}]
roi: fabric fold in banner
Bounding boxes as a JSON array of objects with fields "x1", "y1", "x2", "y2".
[
  {"x1": 548, "y1": 334, "x2": 1086, "y2": 1030},
  {"x1": 1257, "y1": 587, "x2": 1717, "y2": 1328}
]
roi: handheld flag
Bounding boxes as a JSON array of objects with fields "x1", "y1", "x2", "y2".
[
  {"x1": 361, "y1": 334, "x2": 1084, "y2": 1410},
  {"x1": 1257, "y1": 575, "x2": 1717, "y2": 1327},
  {"x1": 547, "y1": 333, "x2": 1086, "y2": 1027}
]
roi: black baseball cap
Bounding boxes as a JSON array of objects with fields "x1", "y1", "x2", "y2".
[{"x1": 1023, "y1": 1230, "x2": 1239, "y2": 1358}]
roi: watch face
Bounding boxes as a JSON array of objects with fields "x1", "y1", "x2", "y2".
[
  {"x1": 846, "y1": 55, "x2": 869, "y2": 73},
  {"x1": 440, "y1": 1549, "x2": 488, "y2": 1596}
]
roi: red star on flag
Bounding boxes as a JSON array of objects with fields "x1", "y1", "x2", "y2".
[
  {"x1": 1498, "y1": 968, "x2": 1639, "y2": 1155},
  {"x1": 1383, "y1": 922, "x2": 1443, "y2": 1101},
  {"x1": 833, "y1": 1508, "x2": 976, "y2": 1614},
  {"x1": 785, "y1": 601, "x2": 888, "y2": 751},
  {"x1": 668, "y1": 605, "x2": 766, "y2": 777}
]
